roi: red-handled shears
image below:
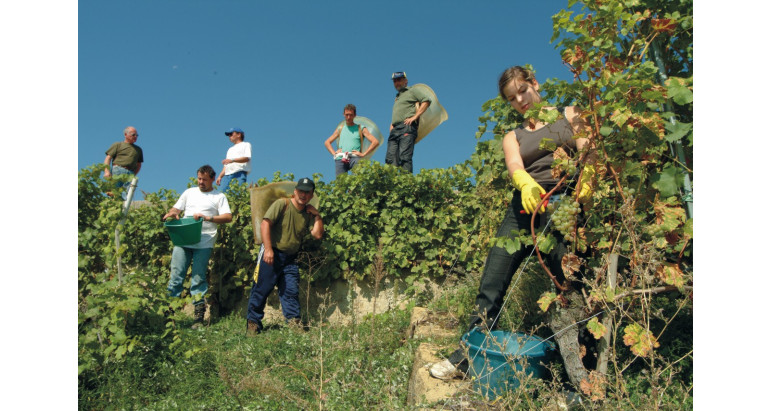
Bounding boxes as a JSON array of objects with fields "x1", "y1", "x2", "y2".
[{"x1": 520, "y1": 193, "x2": 549, "y2": 214}]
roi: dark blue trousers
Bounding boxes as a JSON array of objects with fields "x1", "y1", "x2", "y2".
[
  {"x1": 385, "y1": 122, "x2": 418, "y2": 173},
  {"x1": 247, "y1": 245, "x2": 301, "y2": 328}
]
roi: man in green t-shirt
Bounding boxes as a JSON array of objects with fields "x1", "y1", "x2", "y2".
[
  {"x1": 246, "y1": 178, "x2": 324, "y2": 334},
  {"x1": 103, "y1": 126, "x2": 144, "y2": 187},
  {"x1": 386, "y1": 72, "x2": 430, "y2": 173}
]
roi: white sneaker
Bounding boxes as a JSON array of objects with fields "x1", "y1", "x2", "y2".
[{"x1": 429, "y1": 359, "x2": 462, "y2": 380}]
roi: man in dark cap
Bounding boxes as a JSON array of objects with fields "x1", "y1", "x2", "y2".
[
  {"x1": 246, "y1": 178, "x2": 324, "y2": 335},
  {"x1": 386, "y1": 72, "x2": 430, "y2": 173}
]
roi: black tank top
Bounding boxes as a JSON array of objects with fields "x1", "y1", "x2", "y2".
[{"x1": 514, "y1": 108, "x2": 577, "y2": 190}]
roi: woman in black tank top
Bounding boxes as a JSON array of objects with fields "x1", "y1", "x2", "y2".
[
  {"x1": 429, "y1": 65, "x2": 596, "y2": 381},
  {"x1": 499, "y1": 66, "x2": 593, "y2": 207}
]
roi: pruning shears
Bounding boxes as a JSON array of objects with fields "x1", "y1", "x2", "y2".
[{"x1": 520, "y1": 193, "x2": 549, "y2": 214}]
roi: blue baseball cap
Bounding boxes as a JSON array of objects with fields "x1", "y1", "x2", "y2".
[
  {"x1": 391, "y1": 71, "x2": 406, "y2": 79},
  {"x1": 225, "y1": 127, "x2": 244, "y2": 136}
]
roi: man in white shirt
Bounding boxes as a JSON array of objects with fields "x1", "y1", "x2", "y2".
[
  {"x1": 163, "y1": 165, "x2": 233, "y2": 329},
  {"x1": 216, "y1": 127, "x2": 252, "y2": 193}
]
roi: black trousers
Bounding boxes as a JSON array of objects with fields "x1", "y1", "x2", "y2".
[
  {"x1": 449, "y1": 190, "x2": 570, "y2": 368},
  {"x1": 469, "y1": 190, "x2": 569, "y2": 330}
]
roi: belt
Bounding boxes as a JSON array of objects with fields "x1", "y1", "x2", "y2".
[
  {"x1": 113, "y1": 164, "x2": 134, "y2": 172},
  {"x1": 392, "y1": 120, "x2": 419, "y2": 127}
]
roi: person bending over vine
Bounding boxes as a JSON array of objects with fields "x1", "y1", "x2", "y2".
[{"x1": 430, "y1": 65, "x2": 595, "y2": 380}]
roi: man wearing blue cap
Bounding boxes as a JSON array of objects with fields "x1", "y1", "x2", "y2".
[
  {"x1": 216, "y1": 127, "x2": 252, "y2": 192},
  {"x1": 386, "y1": 72, "x2": 430, "y2": 173},
  {"x1": 246, "y1": 177, "x2": 324, "y2": 335}
]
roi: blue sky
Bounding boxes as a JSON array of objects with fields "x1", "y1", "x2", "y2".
[{"x1": 78, "y1": 0, "x2": 576, "y2": 195}]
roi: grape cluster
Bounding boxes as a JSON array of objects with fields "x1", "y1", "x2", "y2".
[
  {"x1": 565, "y1": 161, "x2": 578, "y2": 176},
  {"x1": 547, "y1": 199, "x2": 581, "y2": 243},
  {"x1": 555, "y1": 160, "x2": 577, "y2": 178}
]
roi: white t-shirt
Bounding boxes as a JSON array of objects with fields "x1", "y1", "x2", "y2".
[
  {"x1": 224, "y1": 141, "x2": 252, "y2": 175},
  {"x1": 173, "y1": 187, "x2": 232, "y2": 249}
]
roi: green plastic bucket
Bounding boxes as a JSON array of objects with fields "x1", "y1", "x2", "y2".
[
  {"x1": 164, "y1": 217, "x2": 203, "y2": 246},
  {"x1": 462, "y1": 328, "x2": 556, "y2": 399}
]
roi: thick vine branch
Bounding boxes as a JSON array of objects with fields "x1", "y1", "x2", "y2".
[{"x1": 613, "y1": 285, "x2": 692, "y2": 302}]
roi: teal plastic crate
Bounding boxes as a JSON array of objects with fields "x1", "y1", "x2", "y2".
[{"x1": 463, "y1": 328, "x2": 556, "y2": 398}]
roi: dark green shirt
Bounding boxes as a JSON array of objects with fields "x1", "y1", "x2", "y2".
[
  {"x1": 263, "y1": 198, "x2": 313, "y2": 255},
  {"x1": 391, "y1": 86, "x2": 431, "y2": 125},
  {"x1": 106, "y1": 142, "x2": 144, "y2": 173}
]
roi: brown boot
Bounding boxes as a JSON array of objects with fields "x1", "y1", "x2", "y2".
[
  {"x1": 247, "y1": 320, "x2": 261, "y2": 336},
  {"x1": 286, "y1": 318, "x2": 304, "y2": 331},
  {"x1": 191, "y1": 303, "x2": 206, "y2": 330}
]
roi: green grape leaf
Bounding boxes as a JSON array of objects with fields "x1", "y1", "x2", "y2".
[
  {"x1": 651, "y1": 164, "x2": 681, "y2": 198},
  {"x1": 115, "y1": 344, "x2": 127, "y2": 360},
  {"x1": 623, "y1": 323, "x2": 660, "y2": 358},
  {"x1": 667, "y1": 78, "x2": 693, "y2": 105},
  {"x1": 504, "y1": 237, "x2": 522, "y2": 255},
  {"x1": 653, "y1": 201, "x2": 686, "y2": 233},
  {"x1": 610, "y1": 110, "x2": 631, "y2": 127},
  {"x1": 539, "y1": 138, "x2": 557, "y2": 152},
  {"x1": 597, "y1": 239, "x2": 613, "y2": 249},
  {"x1": 587, "y1": 317, "x2": 607, "y2": 339},
  {"x1": 604, "y1": 286, "x2": 617, "y2": 303},
  {"x1": 683, "y1": 218, "x2": 693, "y2": 237},
  {"x1": 642, "y1": 89, "x2": 664, "y2": 101},
  {"x1": 657, "y1": 262, "x2": 686, "y2": 288},
  {"x1": 652, "y1": 236, "x2": 669, "y2": 249},
  {"x1": 537, "y1": 233, "x2": 556, "y2": 254},
  {"x1": 537, "y1": 292, "x2": 558, "y2": 312},
  {"x1": 664, "y1": 120, "x2": 692, "y2": 143},
  {"x1": 539, "y1": 108, "x2": 560, "y2": 124}
]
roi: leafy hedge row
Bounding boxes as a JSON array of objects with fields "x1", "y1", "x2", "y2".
[
  {"x1": 313, "y1": 161, "x2": 490, "y2": 283},
  {"x1": 77, "y1": 161, "x2": 500, "y2": 376}
]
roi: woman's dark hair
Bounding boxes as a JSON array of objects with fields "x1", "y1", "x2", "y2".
[
  {"x1": 343, "y1": 103, "x2": 357, "y2": 115},
  {"x1": 197, "y1": 165, "x2": 216, "y2": 179},
  {"x1": 498, "y1": 66, "x2": 536, "y2": 100}
]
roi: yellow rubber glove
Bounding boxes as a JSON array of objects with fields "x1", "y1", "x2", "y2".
[
  {"x1": 577, "y1": 164, "x2": 595, "y2": 203},
  {"x1": 511, "y1": 170, "x2": 546, "y2": 214}
]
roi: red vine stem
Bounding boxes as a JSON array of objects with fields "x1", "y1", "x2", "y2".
[{"x1": 531, "y1": 176, "x2": 570, "y2": 291}]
